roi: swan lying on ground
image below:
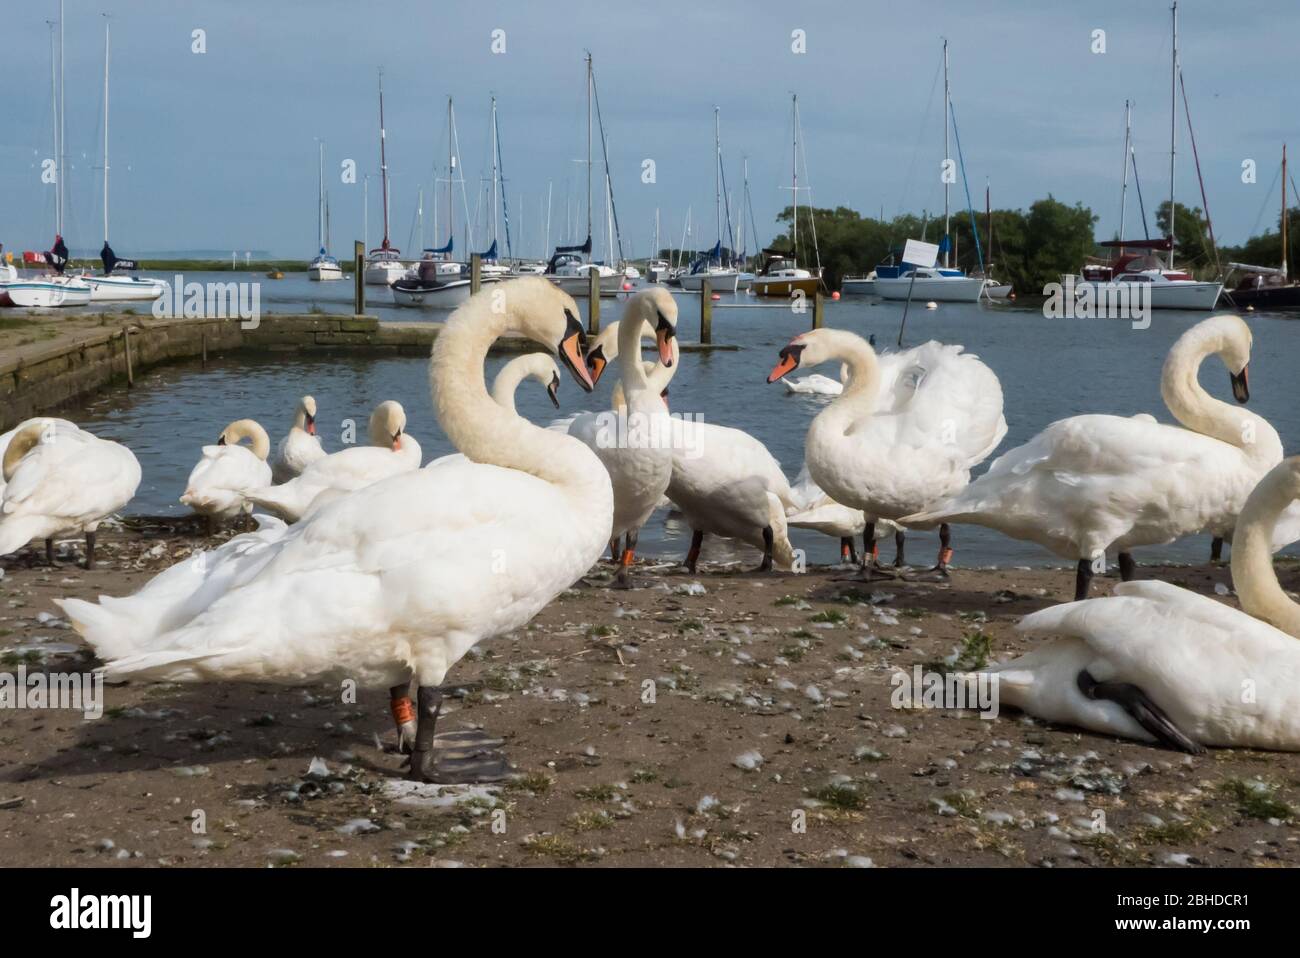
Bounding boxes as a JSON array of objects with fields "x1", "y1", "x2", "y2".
[
  {"x1": 973, "y1": 457, "x2": 1300, "y2": 752},
  {"x1": 271, "y1": 395, "x2": 325, "y2": 482},
  {"x1": 245, "y1": 400, "x2": 421, "y2": 521},
  {"x1": 904, "y1": 315, "x2": 1280, "y2": 599},
  {"x1": 59, "y1": 277, "x2": 612, "y2": 783},
  {"x1": 769, "y1": 329, "x2": 1006, "y2": 578},
  {"x1": 0, "y1": 419, "x2": 140, "y2": 568},
  {"x1": 180, "y1": 419, "x2": 274, "y2": 529}
]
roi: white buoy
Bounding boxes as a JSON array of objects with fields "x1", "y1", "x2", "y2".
[{"x1": 926, "y1": 301, "x2": 938, "y2": 310}]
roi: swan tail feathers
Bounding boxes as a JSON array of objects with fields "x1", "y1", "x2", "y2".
[
  {"x1": 766, "y1": 493, "x2": 797, "y2": 571},
  {"x1": 0, "y1": 517, "x2": 54, "y2": 558},
  {"x1": 54, "y1": 597, "x2": 146, "y2": 664}
]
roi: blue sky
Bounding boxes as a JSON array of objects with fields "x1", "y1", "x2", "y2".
[{"x1": 2, "y1": 0, "x2": 1295, "y2": 259}]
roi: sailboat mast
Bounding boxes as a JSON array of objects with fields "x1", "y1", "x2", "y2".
[
  {"x1": 317, "y1": 141, "x2": 325, "y2": 250},
  {"x1": 1119, "y1": 100, "x2": 1131, "y2": 253},
  {"x1": 943, "y1": 38, "x2": 951, "y2": 268},
  {"x1": 1168, "y1": 1, "x2": 1178, "y2": 269},
  {"x1": 586, "y1": 53, "x2": 593, "y2": 250},
  {"x1": 1283, "y1": 144, "x2": 1289, "y2": 280},
  {"x1": 59, "y1": 0, "x2": 65, "y2": 241},
  {"x1": 491, "y1": 95, "x2": 500, "y2": 248},
  {"x1": 49, "y1": 21, "x2": 59, "y2": 236},
  {"x1": 791, "y1": 94, "x2": 799, "y2": 258},
  {"x1": 378, "y1": 70, "x2": 391, "y2": 249},
  {"x1": 102, "y1": 15, "x2": 110, "y2": 244},
  {"x1": 985, "y1": 180, "x2": 992, "y2": 268},
  {"x1": 714, "y1": 107, "x2": 722, "y2": 251},
  {"x1": 447, "y1": 97, "x2": 454, "y2": 248}
]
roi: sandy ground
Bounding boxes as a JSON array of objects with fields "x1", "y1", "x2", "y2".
[{"x1": 1, "y1": 519, "x2": 1298, "y2": 869}]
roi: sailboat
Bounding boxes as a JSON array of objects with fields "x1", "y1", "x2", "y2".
[
  {"x1": 679, "y1": 108, "x2": 740, "y2": 293},
  {"x1": 1224, "y1": 144, "x2": 1300, "y2": 310},
  {"x1": 970, "y1": 182, "x2": 1012, "y2": 299},
  {"x1": 1073, "y1": 6, "x2": 1222, "y2": 310},
  {"x1": 751, "y1": 94, "x2": 822, "y2": 298},
  {"x1": 874, "y1": 40, "x2": 984, "y2": 304},
  {"x1": 363, "y1": 70, "x2": 407, "y2": 286},
  {"x1": 308, "y1": 141, "x2": 342, "y2": 281},
  {"x1": 545, "y1": 54, "x2": 622, "y2": 297}
]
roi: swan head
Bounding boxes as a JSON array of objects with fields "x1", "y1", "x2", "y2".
[
  {"x1": 766, "y1": 329, "x2": 853, "y2": 383},
  {"x1": 216, "y1": 419, "x2": 271, "y2": 460},
  {"x1": 495, "y1": 277, "x2": 595, "y2": 392},
  {"x1": 1172, "y1": 314, "x2": 1253, "y2": 403},
  {"x1": 369, "y1": 400, "x2": 408, "y2": 451},
  {"x1": 523, "y1": 353, "x2": 563, "y2": 408},
  {"x1": 296, "y1": 395, "x2": 318, "y2": 435}
]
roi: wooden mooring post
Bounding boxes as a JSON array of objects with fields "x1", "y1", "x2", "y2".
[
  {"x1": 123, "y1": 327, "x2": 134, "y2": 388},
  {"x1": 700, "y1": 278, "x2": 713, "y2": 344},
  {"x1": 587, "y1": 268, "x2": 600, "y2": 335},
  {"x1": 353, "y1": 240, "x2": 365, "y2": 314},
  {"x1": 812, "y1": 289, "x2": 825, "y2": 329},
  {"x1": 471, "y1": 253, "x2": 482, "y2": 294}
]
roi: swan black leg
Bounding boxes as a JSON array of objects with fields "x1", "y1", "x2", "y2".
[
  {"x1": 759, "y1": 526, "x2": 774, "y2": 572},
  {"x1": 685, "y1": 529, "x2": 704, "y2": 574},
  {"x1": 1077, "y1": 669, "x2": 1205, "y2": 754},
  {"x1": 894, "y1": 530, "x2": 906, "y2": 567},
  {"x1": 1118, "y1": 552, "x2": 1136, "y2": 582},
  {"x1": 931, "y1": 523, "x2": 952, "y2": 576},
  {"x1": 83, "y1": 531, "x2": 96, "y2": 570},
  {"x1": 608, "y1": 536, "x2": 621, "y2": 563},
  {"x1": 408, "y1": 686, "x2": 444, "y2": 782},
  {"x1": 407, "y1": 683, "x2": 510, "y2": 783},
  {"x1": 44, "y1": 538, "x2": 57, "y2": 567},
  {"x1": 615, "y1": 529, "x2": 638, "y2": 587},
  {"x1": 863, "y1": 522, "x2": 875, "y2": 566},
  {"x1": 1210, "y1": 537, "x2": 1224, "y2": 562},
  {"x1": 1074, "y1": 558, "x2": 1093, "y2": 601},
  {"x1": 840, "y1": 537, "x2": 857, "y2": 564}
]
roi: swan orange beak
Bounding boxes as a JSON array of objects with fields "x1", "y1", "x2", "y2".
[
  {"x1": 767, "y1": 343, "x2": 804, "y2": 383},
  {"x1": 559, "y1": 309, "x2": 595, "y2": 392},
  {"x1": 392, "y1": 430, "x2": 402, "y2": 452},
  {"x1": 1231, "y1": 365, "x2": 1250, "y2": 403},
  {"x1": 655, "y1": 312, "x2": 676, "y2": 367},
  {"x1": 586, "y1": 344, "x2": 608, "y2": 386}
]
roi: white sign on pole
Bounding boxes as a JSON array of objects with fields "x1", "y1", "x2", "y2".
[{"x1": 902, "y1": 238, "x2": 939, "y2": 269}]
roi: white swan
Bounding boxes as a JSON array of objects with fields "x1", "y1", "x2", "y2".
[
  {"x1": 973, "y1": 457, "x2": 1300, "y2": 752},
  {"x1": 180, "y1": 419, "x2": 274, "y2": 528},
  {"x1": 782, "y1": 372, "x2": 843, "y2": 396},
  {"x1": 0, "y1": 420, "x2": 141, "y2": 568},
  {"x1": 904, "y1": 315, "x2": 1280, "y2": 599},
  {"x1": 58, "y1": 277, "x2": 612, "y2": 782},
  {"x1": 769, "y1": 329, "x2": 1007, "y2": 577},
  {"x1": 561, "y1": 289, "x2": 677, "y2": 584},
  {"x1": 491, "y1": 352, "x2": 562, "y2": 414},
  {"x1": 244, "y1": 400, "x2": 422, "y2": 522},
  {"x1": 271, "y1": 395, "x2": 325, "y2": 483}
]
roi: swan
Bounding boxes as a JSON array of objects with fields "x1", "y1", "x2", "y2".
[
  {"x1": 58, "y1": 277, "x2": 612, "y2": 783},
  {"x1": 244, "y1": 401, "x2": 422, "y2": 522},
  {"x1": 271, "y1": 395, "x2": 325, "y2": 483},
  {"x1": 559, "y1": 289, "x2": 677, "y2": 584},
  {"x1": 0, "y1": 417, "x2": 83, "y2": 562},
  {"x1": 782, "y1": 372, "x2": 843, "y2": 396},
  {"x1": 0, "y1": 420, "x2": 141, "y2": 568},
  {"x1": 768, "y1": 329, "x2": 1007, "y2": 578},
  {"x1": 587, "y1": 306, "x2": 799, "y2": 572},
  {"x1": 180, "y1": 419, "x2": 274, "y2": 529},
  {"x1": 970, "y1": 457, "x2": 1300, "y2": 752},
  {"x1": 786, "y1": 464, "x2": 900, "y2": 565},
  {"x1": 903, "y1": 315, "x2": 1280, "y2": 599},
  {"x1": 490, "y1": 352, "x2": 562, "y2": 414}
]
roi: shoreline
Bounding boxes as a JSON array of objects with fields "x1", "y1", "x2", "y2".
[{"x1": 1, "y1": 523, "x2": 1297, "y2": 867}]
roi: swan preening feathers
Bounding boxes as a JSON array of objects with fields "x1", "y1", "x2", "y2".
[{"x1": 19, "y1": 297, "x2": 1300, "y2": 772}]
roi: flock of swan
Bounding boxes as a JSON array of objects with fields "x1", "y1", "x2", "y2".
[{"x1": 1, "y1": 278, "x2": 1299, "y2": 776}]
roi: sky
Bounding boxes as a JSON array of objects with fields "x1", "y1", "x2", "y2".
[{"x1": 2, "y1": 0, "x2": 1296, "y2": 260}]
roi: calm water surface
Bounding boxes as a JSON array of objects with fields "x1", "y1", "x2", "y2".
[{"x1": 62, "y1": 288, "x2": 1300, "y2": 568}]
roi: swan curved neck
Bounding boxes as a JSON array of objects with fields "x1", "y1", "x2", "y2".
[
  {"x1": 490, "y1": 360, "x2": 530, "y2": 414},
  {"x1": 1161, "y1": 335, "x2": 1278, "y2": 461},
  {"x1": 227, "y1": 419, "x2": 270, "y2": 460},
  {"x1": 1231, "y1": 465, "x2": 1300, "y2": 638},
  {"x1": 812, "y1": 332, "x2": 882, "y2": 432},
  {"x1": 616, "y1": 312, "x2": 652, "y2": 393},
  {"x1": 431, "y1": 296, "x2": 601, "y2": 491}
]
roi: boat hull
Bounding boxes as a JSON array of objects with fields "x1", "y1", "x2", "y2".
[
  {"x1": 81, "y1": 275, "x2": 166, "y2": 302},
  {"x1": 308, "y1": 264, "x2": 344, "y2": 281},
  {"x1": 874, "y1": 276, "x2": 984, "y2": 302},
  {"x1": 1222, "y1": 284, "x2": 1300, "y2": 311},
  {"x1": 4, "y1": 280, "x2": 93, "y2": 307},
  {"x1": 391, "y1": 279, "x2": 473, "y2": 309},
  {"x1": 840, "y1": 278, "x2": 876, "y2": 296},
  {"x1": 1076, "y1": 279, "x2": 1223, "y2": 310},
  {"x1": 751, "y1": 276, "x2": 820, "y2": 298},
  {"x1": 547, "y1": 271, "x2": 626, "y2": 297},
  {"x1": 364, "y1": 261, "x2": 407, "y2": 286},
  {"x1": 677, "y1": 270, "x2": 739, "y2": 293}
]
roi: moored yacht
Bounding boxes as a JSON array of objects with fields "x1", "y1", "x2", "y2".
[{"x1": 1075, "y1": 239, "x2": 1222, "y2": 310}]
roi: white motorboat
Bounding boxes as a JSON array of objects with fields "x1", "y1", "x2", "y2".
[
  {"x1": 874, "y1": 267, "x2": 984, "y2": 302},
  {"x1": 547, "y1": 257, "x2": 624, "y2": 296},
  {"x1": 1075, "y1": 241, "x2": 1222, "y2": 310},
  {"x1": 646, "y1": 259, "x2": 670, "y2": 283},
  {"x1": 391, "y1": 277, "x2": 474, "y2": 309},
  {"x1": 511, "y1": 261, "x2": 546, "y2": 276},
  {"x1": 81, "y1": 273, "x2": 165, "y2": 302},
  {"x1": 4, "y1": 276, "x2": 92, "y2": 308}
]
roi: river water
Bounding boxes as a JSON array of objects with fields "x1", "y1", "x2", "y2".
[{"x1": 59, "y1": 280, "x2": 1300, "y2": 568}]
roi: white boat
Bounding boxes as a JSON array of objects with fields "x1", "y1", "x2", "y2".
[
  {"x1": 677, "y1": 267, "x2": 738, "y2": 293},
  {"x1": 391, "y1": 277, "x2": 473, "y2": 309},
  {"x1": 751, "y1": 255, "x2": 820, "y2": 298},
  {"x1": 1076, "y1": 264, "x2": 1223, "y2": 310},
  {"x1": 512, "y1": 261, "x2": 546, "y2": 276},
  {"x1": 874, "y1": 267, "x2": 984, "y2": 302},
  {"x1": 646, "y1": 259, "x2": 669, "y2": 283},
  {"x1": 5, "y1": 276, "x2": 92, "y2": 308},
  {"x1": 81, "y1": 273, "x2": 164, "y2": 302},
  {"x1": 840, "y1": 272, "x2": 876, "y2": 295},
  {"x1": 548, "y1": 256, "x2": 624, "y2": 296},
  {"x1": 308, "y1": 252, "x2": 342, "y2": 281}
]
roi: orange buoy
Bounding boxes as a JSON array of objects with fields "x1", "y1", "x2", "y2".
[
  {"x1": 622, "y1": 282, "x2": 632, "y2": 291},
  {"x1": 711, "y1": 293, "x2": 721, "y2": 301},
  {"x1": 831, "y1": 291, "x2": 840, "y2": 300}
]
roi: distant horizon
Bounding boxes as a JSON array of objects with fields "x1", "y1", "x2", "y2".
[{"x1": 3, "y1": 0, "x2": 1295, "y2": 262}]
